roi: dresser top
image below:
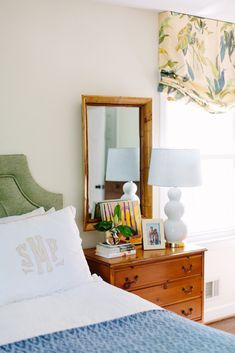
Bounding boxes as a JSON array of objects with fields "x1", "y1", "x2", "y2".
[{"x1": 84, "y1": 244, "x2": 206, "y2": 267}]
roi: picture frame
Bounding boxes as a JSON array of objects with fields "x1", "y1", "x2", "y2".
[{"x1": 142, "y1": 218, "x2": 165, "y2": 250}]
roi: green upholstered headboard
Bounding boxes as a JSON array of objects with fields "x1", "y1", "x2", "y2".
[{"x1": 0, "y1": 154, "x2": 63, "y2": 217}]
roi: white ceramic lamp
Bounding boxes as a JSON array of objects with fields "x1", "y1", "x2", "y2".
[
  {"x1": 148, "y1": 148, "x2": 202, "y2": 246},
  {"x1": 106, "y1": 148, "x2": 140, "y2": 202}
]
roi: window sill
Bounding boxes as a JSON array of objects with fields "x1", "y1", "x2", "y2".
[{"x1": 186, "y1": 228, "x2": 235, "y2": 246}]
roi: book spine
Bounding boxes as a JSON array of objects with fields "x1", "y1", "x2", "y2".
[
  {"x1": 96, "y1": 250, "x2": 136, "y2": 258},
  {"x1": 96, "y1": 245, "x2": 135, "y2": 254}
]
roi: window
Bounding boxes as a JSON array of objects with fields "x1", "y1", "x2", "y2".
[{"x1": 160, "y1": 96, "x2": 235, "y2": 240}]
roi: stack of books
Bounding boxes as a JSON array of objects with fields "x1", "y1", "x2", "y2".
[{"x1": 96, "y1": 242, "x2": 136, "y2": 258}]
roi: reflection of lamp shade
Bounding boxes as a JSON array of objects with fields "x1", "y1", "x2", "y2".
[
  {"x1": 106, "y1": 148, "x2": 140, "y2": 201},
  {"x1": 106, "y1": 148, "x2": 140, "y2": 181},
  {"x1": 148, "y1": 148, "x2": 202, "y2": 246}
]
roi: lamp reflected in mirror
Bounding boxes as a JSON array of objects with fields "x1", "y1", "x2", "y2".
[{"x1": 106, "y1": 148, "x2": 140, "y2": 202}]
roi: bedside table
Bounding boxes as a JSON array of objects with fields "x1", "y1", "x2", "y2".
[{"x1": 84, "y1": 245, "x2": 206, "y2": 322}]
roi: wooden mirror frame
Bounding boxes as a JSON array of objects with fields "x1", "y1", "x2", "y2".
[{"x1": 82, "y1": 95, "x2": 153, "y2": 231}]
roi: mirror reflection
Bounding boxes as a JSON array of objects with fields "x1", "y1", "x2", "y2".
[{"x1": 87, "y1": 106, "x2": 140, "y2": 219}]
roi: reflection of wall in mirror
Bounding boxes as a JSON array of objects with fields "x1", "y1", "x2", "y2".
[
  {"x1": 115, "y1": 107, "x2": 139, "y2": 148},
  {"x1": 88, "y1": 106, "x2": 106, "y2": 217}
]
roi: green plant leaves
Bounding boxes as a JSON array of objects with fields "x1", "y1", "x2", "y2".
[
  {"x1": 114, "y1": 204, "x2": 122, "y2": 220},
  {"x1": 116, "y1": 225, "x2": 135, "y2": 238},
  {"x1": 113, "y1": 204, "x2": 122, "y2": 226},
  {"x1": 95, "y1": 221, "x2": 113, "y2": 232}
]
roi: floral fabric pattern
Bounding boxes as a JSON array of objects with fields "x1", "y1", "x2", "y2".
[{"x1": 159, "y1": 12, "x2": 235, "y2": 113}]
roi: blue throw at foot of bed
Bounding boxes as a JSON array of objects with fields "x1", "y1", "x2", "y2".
[{"x1": 1, "y1": 310, "x2": 235, "y2": 353}]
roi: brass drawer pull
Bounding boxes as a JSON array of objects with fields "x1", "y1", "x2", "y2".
[
  {"x1": 123, "y1": 275, "x2": 139, "y2": 289},
  {"x1": 182, "y1": 286, "x2": 193, "y2": 294},
  {"x1": 182, "y1": 264, "x2": 193, "y2": 273},
  {"x1": 163, "y1": 282, "x2": 168, "y2": 290},
  {"x1": 181, "y1": 308, "x2": 193, "y2": 317}
]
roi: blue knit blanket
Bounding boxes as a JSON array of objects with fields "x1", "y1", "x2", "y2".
[{"x1": 1, "y1": 310, "x2": 235, "y2": 353}]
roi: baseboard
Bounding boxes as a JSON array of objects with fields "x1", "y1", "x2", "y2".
[
  {"x1": 204, "y1": 302, "x2": 235, "y2": 323},
  {"x1": 206, "y1": 314, "x2": 235, "y2": 325}
]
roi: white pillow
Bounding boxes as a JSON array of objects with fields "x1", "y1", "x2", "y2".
[
  {"x1": 0, "y1": 206, "x2": 91, "y2": 306},
  {"x1": 0, "y1": 207, "x2": 46, "y2": 224}
]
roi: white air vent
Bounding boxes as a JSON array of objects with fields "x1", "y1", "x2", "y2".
[{"x1": 205, "y1": 280, "x2": 219, "y2": 299}]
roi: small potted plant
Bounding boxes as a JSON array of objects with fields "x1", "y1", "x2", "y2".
[{"x1": 95, "y1": 204, "x2": 135, "y2": 245}]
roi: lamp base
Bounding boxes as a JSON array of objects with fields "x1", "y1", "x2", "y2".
[
  {"x1": 166, "y1": 241, "x2": 185, "y2": 248},
  {"x1": 164, "y1": 187, "x2": 187, "y2": 244},
  {"x1": 121, "y1": 181, "x2": 140, "y2": 202}
]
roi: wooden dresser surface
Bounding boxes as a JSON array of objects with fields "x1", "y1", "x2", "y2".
[{"x1": 84, "y1": 245, "x2": 206, "y2": 322}]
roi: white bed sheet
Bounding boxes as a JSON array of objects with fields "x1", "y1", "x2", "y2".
[{"x1": 0, "y1": 275, "x2": 161, "y2": 346}]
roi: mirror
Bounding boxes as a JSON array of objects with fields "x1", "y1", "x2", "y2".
[
  {"x1": 88, "y1": 106, "x2": 140, "y2": 215},
  {"x1": 82, "y1": 95, "x2": 152, "y2": 231}
]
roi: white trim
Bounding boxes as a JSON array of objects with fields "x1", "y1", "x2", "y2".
[
  {"x1": 186, "y1": 229, "x2": 235, "y2": 248},
  {"x1": 201, "y1": 154, "x2": 235, "y2": 160},
  {"x1": 187, "y1": 228, "x2": 235, "y2": 243},
  {"x1": 159, "y1": 94, "x2": 167, "y2": 147},
  {"x1": 187, "y1": 228, "x2": 235, "y2": 244},
  {"x1": 204, "y1": 302, "x2": 235, "y2": 323}
]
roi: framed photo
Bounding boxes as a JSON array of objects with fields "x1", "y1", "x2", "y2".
[{"x1": 142, "y1": 219, "x2": 165, "y2": 250}]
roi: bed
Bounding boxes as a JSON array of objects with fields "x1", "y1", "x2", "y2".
[{"x1": 0, "y1": 154, "x2": 235, "y2": 353}]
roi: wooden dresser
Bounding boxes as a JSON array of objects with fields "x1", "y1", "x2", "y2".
[{"x1": 84, "y1": 245, "x2": 206, "y2": 322}]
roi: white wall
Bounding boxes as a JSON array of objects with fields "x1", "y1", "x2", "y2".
[
  {"x1": 0, "y1": 0, "x2": 159, "y2": 248},
  {"x1": 196, "y1": 238, "x2": 235, "y2": 322},
  {"x1": 116, "y1": 107, "x2": 139, "y2": 148},
  {"x1": 87, "y1": 106, "x2": 106, "y2": 212}
]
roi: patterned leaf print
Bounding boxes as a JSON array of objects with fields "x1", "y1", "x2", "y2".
[
  {"x1": 186, "y1": 62, "x2": 195, "y2": 80},
  {"x1": 159, "y1": 34, "x2": 169, "y2": 44},
  {"x1": 214, "y1": 79, "x2": 220, "y2": 94},
  {"x1": 190, "y1": 17, "x2": 205, "y2": 31},
  {"x1": 160, "y1": 60, "x2": 178, "y2": 70},
  {"x1": 218, "y1": 70, "x2": 225, "y2": 91},
  {"x1": 176, "y1": 23, "x2": 192, "y2": 53},
  {"x1": 227, "y1": 78, "x2": 235, "y2": 87},
  {"x1": 159, "y1": 16, "x2": 171, "y2": 44},
  {"x1": 175, "y1": 91, "x2": 185, "y2": 100},
  {"x1": 208, "y1": 59, "x2": 220, "y2": 80},
  {"x1": 159, "y1": 11, "x2": 235, "y2": 112},
  {"x1": 220, "y1": 36, "x2": 226, "y2": 62},
  {"x1": 227, "y1": 31, "x2": 235, "y2": 58},
  {"x1": 167, "y1": 60, "x2": 178, "y2": 68},
  {"x1": 159, "y1": 47, "x2": 168, "y2": 55}
]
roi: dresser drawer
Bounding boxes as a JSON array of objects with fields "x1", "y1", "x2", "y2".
[
  {"x1": 114, "y1": 255, "x2": 202, "y2": 290},
  {"x1": 132, "y1": 276, "x2": 202, "y2": 306},
  {"x1": 165, "y1": 298, "x2": 202, "y2": 320}
]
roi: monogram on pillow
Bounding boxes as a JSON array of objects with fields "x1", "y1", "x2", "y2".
[{"x1": 16, "y1": 236, "x2": 64, "y2": 275}]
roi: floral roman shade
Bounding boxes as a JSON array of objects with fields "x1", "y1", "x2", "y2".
[{"x1": 159, "y1": 11, "x2": 235, "y2": 113}]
